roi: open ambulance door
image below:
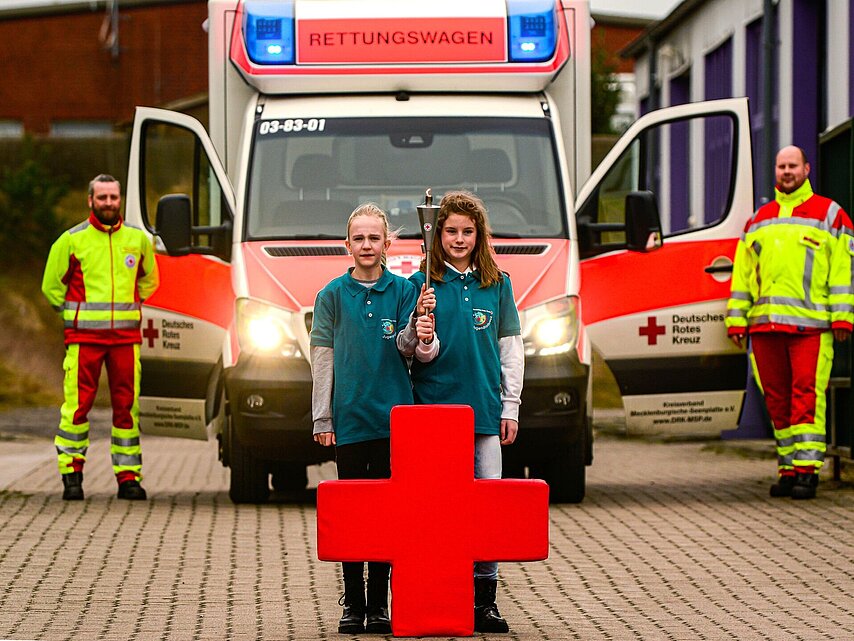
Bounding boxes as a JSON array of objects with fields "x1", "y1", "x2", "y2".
[
  {"x1": 125, "y1": 107, "x2": 236, "y2": 440},
  {"x1": 577, "y1": 98, "x2": 752, "y2": 434}
]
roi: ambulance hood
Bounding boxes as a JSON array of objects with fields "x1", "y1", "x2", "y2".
[{"x1": 238, "y1": 239, "x2": 573, "y2": 311}]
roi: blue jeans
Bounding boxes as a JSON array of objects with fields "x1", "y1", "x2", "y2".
[{"x1": 474, "y1": 434, "x2": 501, "y2": 580}]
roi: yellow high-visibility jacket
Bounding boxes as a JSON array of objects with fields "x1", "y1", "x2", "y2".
[
  {"x1": 42, "y1": 213, "x2": 159, "y2": 345},
  {"x1": 726, "y1": 179, "x2": 854, "y2": 336}
]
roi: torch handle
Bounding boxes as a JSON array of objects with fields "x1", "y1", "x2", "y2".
[{"x1": 425, "y1": 251, "x2": 431, "y2": 291}]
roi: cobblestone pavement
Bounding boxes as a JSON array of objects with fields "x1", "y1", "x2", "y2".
[{"x1": 1, "y1": 416, "x2": 853, "y2": 640}]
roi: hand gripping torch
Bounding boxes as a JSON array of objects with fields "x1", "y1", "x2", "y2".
[{"x1": 417, "y1": 188, "x2": 440, "y2": 290}]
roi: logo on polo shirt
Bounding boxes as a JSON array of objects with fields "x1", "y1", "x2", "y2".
[
  {"x1": 381, "y1": 319, "x2": 396, "y2": 339},
  {"x1": 473, "y1": 308, "x2": 493, "y2": 331}
]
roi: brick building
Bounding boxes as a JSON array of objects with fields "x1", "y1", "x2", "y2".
[{"x1": 0, "y1": 0, "x2": 207, "y2": 137}]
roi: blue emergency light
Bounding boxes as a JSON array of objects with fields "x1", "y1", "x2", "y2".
[
  {"x1": 506, "y1": 0, "x2": 558, "y2": 62},
  {"x1": 243, "y1": 0, "x2": 295, "y2": 64}
]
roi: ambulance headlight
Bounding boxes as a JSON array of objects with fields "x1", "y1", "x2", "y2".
[
  {"x1": 521, "y1": 296, "x2": 578, "y2": 357},
  {"x1": 507, "y1": 0, "x2": 558, "y2": 62},
  {"x1": 236, "y1": 298, "x2": 302, "y2": 358},
  {"x1": 243, "y1": 0, "x2": 295, "y2": 65}
]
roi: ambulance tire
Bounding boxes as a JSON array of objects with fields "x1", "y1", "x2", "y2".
[
  {"x1": 228, "y1": 428, "x2": 271, "y2": 504},
  {"x1": 535, "y1": 442, "x2": 585, "y2": 504},
  {"x1": 271, "y1": 464, "x2": 308, "y2": 492}
]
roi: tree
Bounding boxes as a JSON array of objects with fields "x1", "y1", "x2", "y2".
[
  {"x1": 0, "y1": 136, "x2": 68, "y2": 264},
  {"x1": 591, "y1": 45, "x2": 622, "y2": 134}
]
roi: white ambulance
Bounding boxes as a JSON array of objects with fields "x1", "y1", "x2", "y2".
[{"x1": 124, "y1": 0, "x2": 754, "y2": 503}]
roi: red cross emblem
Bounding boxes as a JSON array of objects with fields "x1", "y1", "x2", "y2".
[
  {"x1": 143, "y1": 318, "x2": 159, "y2": 348},
  {"x1": 387, "y1": 255, "x2": 421, "y2": 277},
  {"x1": 639, "y1": 316, "x2": 666, "y2": 345},
  {"x1": 317, "y1": 405, "x2": 549, "y2": 637}
]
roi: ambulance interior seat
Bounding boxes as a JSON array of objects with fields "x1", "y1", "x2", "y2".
[
  {"x1": 340, "y1": 135, "x2": 469, "y2": 190},
  {"x1": 278, "y1": 154, "x2": 351, "y2": 235},
  {"x1": 468, "y1": 148, "x2": 530, "y2": 232}
]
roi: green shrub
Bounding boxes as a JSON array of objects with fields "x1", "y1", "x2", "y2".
[{"x1": 0, "y1": 136, "x2": 69, "y2": 264}]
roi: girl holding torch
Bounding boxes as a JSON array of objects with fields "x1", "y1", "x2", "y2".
[{"x1": 407, "y1": 190, "x2": 524, "y2": 634}]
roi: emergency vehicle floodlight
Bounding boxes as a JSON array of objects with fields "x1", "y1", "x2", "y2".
[
  {"x1": 417, "y1": 189, "x2": 440, "y2": 290},
  {"x1": 507, "y1": 0, "x2": 558, "y2": 62},
  {"x1": 243, "y1": 0, "x2": 295, "y2": 64}
]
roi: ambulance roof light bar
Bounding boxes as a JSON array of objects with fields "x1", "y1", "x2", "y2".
[
  {"x1": 507, "y1": 0, "x2": 558, "y2": 62},
  {"x1": 240, "y1": 0, "x2": 558, "y2": 66},
  {"x1": 243, "y1": 0, "x2": 296, "y2": 65}
]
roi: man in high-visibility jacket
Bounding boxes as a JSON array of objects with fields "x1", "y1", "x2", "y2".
[
  {"x1": 42, "y1": 174, "x2": 159, "y2": 501},
  {"x1": 726, "y1": 146, "x2": 854, "y2": 499}
]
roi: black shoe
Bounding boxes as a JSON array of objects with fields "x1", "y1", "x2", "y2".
[
  {"x1": 338, "y1": 600, "x2": 365, "y2": 634},
  {"x1": 365, "y1": 607, "x2": 391, "y2": 634},
  {"x1": 365, "y1": 570, "x2": 391, "y2": 633},
  {"x1": 769, "y1": 474, "x2": 795, "y2": 498},
  {"x1": 791, "y1": 473, "x2": 818, "y2": 500},
  {"x1": 474, "y1": 578, "x2": 509, "y2": 633},
  {"x1": 61, "y1": 472, "x2": 84, "y2": 501},
  {"x1": 117, "y1": 479, "x2": 147, "y2": 500}
]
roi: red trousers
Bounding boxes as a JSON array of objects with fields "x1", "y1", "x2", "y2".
[
  {"x1": 750, "y1": 332, "x2": 832, "y2": 474},
  {"x1": 55, "y1": 343, "x2": 142, "y2": 482}
]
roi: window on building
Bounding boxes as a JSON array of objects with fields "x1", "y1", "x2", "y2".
[
  {"x1": 49, "y1": 121, "x2": 114, "y2": 138},
  {"x1": 0, "y1": 120, "x2": 24, "y2": 138}
]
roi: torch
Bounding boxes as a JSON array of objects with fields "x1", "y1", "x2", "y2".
[{"x1": 416, "y1": 188, "x2": 440, "y2": 290}]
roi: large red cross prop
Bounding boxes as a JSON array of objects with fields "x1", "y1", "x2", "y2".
[{"x1": 317, "y1": 405, "x2": 549, "y2": 637}]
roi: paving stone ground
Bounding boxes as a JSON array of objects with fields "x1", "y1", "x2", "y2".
[{"x1": 0, "y1": 415, "x2": 852, "y2": 641}]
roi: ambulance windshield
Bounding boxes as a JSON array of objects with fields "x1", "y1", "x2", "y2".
[{"x1": 246, "y1": 117, "x2": 565, "y2": 239}]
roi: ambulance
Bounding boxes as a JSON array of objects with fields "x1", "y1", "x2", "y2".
[{"x1": 124, "y1": 0, "x2": 754, "y2": 503}]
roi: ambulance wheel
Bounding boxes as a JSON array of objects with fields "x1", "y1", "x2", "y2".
[
  {"x1": 534, "y1": 442, "x2": 586, "y2": 504},
  {"x1": 228, "y1": 428, "x2": 270, "y2": 504},
  {"x1": 271, "y1": 464, "x2": 308, "y2": 492}
]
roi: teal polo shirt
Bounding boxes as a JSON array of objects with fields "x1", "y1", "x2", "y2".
[
  {"x1": 311, "y1": 267, "x2": 418, "y2": 445},
  {"x1": 409, "y1": 266, "x2": 521, "y2": 435}
]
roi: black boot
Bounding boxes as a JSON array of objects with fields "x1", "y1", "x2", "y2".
[
  {"x1": 769, "y1": 474, "x2": 795, "y2": 498},
  {"x1": 61, "y1": 471, "x2": 84, "y2": 501},
  {"x1": 117, "y1": 479, "x2": 147, "y2": 500},
  {"x1": 474, "y1": 577, "x2": 509, "y2": 633},
  {"x1": 791, "y1": 472, "x2": 818, "y2": 500},
  {"x1": 339, "y1": 576, "x2": 366, "y2": 634},
  {"x1": 366, "y1": 569, "x2": 391, "y2": 634}
]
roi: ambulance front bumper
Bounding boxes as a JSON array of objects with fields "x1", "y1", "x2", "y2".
[
  {"x1": 224, "y1": 356, "x2": 333, "y2": 464},
  {"x1": 516, "y1": 350, "x2": 589, "y2": 448}
]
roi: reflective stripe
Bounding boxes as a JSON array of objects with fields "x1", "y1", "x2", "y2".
[
  {"x1": 754, "y1": 296, "x2": 827, "y2": 312},
  {"x1": 792, "y1": 432, "x2": 826, "y2": 444},
  {"x1": 830, "y1": 304, "x2": 854, "y2": 313},
  {"x1": 747, "y1": 314, "x2": 830, "y2": 328},
  {"x1": 830, "y1": 286, "x2": 851, "y2": 295},
  {"x1": 803, "y1": 245, "x2": 815, "y2": 303},
  {"x1": 58, "y1": 429, "x2": 88, "y2": 442},
  {"x1": 792, "y1": 449, "x2": 825, "y2": 462},
  {"x1": 64, "y1": 301, "x2": 141, "y2": 312},
  {"x1": 727, "y1": 309, "x2": 746, "y2": 318},
  {"x1": 56, "y1": 444, "x2": 87, "y2": 456},
  {"x1": 68, "y1": 319, "x2": 141, "y2": 329},
  {"x1": 730, "y1": 291, "x2": 752, "y2": 301},
  {"x1": 747, "y1": 216, "x2": 826, "y2": 234},
  {"x1": 775, "y1": 435, "x2": 795, "y2": 448},
  {"x1": 111, "y1": 436, "x2": 140, "y2": 447},
  {"x1": 112, "y1": 453, "x2": 142, "y2": 467}
]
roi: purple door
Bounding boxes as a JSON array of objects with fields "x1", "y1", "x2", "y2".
[
  {"x1": 704, "y1": 38, "x2": 733, "y2": 224},
  {"x1": 669, "y1": 74, "x2": 691, "y2": 232}
]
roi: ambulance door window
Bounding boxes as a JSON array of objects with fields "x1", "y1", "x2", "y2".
[
  {"x1": 140, "y1": 120, "x2": 232, "y2": 259},
  {"x1": 577, "y1": 113, "x2": 736, "y2": 257}
]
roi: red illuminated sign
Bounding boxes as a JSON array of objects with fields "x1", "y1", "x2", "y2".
[{"x1": 297, "y1": 17, "x2": 507, "y2": 64}]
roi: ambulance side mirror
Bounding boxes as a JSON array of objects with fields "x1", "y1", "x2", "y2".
[
  {"x1": 156, "y1": 194, "x2": 193, "y2": 256},
  {"x1": 625, "y1": 191, "x2": 663, "y2": 253}
]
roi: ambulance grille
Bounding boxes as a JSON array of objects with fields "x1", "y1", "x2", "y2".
[
  {"x1": 493, "y1": 244, "x2": 549, "y2": 255},
  {"x1": 264, "y1": 246, "x2": 348, "y2": 257}
]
